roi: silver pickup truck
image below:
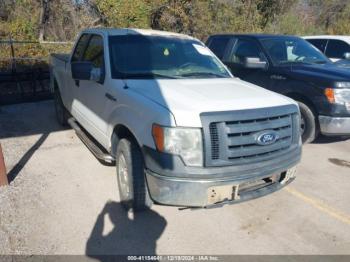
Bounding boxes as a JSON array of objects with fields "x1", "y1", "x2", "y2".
[{"x1": 50, "y1": 28, "x2": 302, "y2": 211}]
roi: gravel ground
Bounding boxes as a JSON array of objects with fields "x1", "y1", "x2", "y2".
[{"x1": 0, "y1": 101, "x2": 350, "y2": 255}]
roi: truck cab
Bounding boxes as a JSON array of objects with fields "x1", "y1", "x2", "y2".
[
  {"x1": 50, "y1": 29, "x2": 301, "y2": 211},
  {"x1": 207, "y1": 34, "x2": 350, "y2": 143}
]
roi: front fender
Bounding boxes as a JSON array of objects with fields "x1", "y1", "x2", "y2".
[{"x1": 106, "y1": 97, "x2": 176, "y2": 151}]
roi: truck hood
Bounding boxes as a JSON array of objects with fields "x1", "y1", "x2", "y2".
[
  {"x1": 126, "y1": 78, "x2": 296, "y2": 127},
  {"x1": 291, "y1": 62, "x2": 350, "y2": 82}
]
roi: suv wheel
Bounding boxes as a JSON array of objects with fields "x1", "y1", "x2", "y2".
[
  {"x1": 298, "y1": 101, "x2": 319, "y2": 143},
  {"x1": 116, "y1": 138, "x2": 152, "y2": 211},
  {"x1": 54, "y1": 88, "x2": 69, "y2": 126}
]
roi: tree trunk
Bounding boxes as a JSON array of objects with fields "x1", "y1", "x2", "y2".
[{"x1": 39, "y1": 0, "x2": 49, "y2": 42}]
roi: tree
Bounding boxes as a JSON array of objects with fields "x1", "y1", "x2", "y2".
[
  {"x1": 39, "y1": 0, "x2": 50, "y2": 42},
  {"x1": 93, "y1": 0, "x2": 154, "y2": 28}
]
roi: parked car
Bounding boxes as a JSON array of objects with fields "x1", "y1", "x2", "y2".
[
  {"x1": 206, "y1": 34, "x2": 350, "y2": 143},
  {"x1": 50, "y1": 28, "x2": 301, "y2": 211},
  {"x1": 304, "y1": 35, "x2": 350, "y2": 62}
]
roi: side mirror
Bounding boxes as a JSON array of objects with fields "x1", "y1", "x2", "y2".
[
  {"x1": 72, "y1": 61, "x2": 93, "y2": 80},
  {"x1": 243, "y1": 57, "x2": 268, "y2": 69},
  {"x1": 71, "y1": 61, "x2": 102, "y2": 82},
  {"x1": 344, "y1": 52, "x2": 350, "y2": 60}
]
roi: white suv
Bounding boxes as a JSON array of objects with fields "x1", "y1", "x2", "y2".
[{"x1": 304, "y1": 35, "x2": 350, "y2": 62}]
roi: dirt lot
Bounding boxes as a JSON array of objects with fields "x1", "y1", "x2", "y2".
[{"x1": 0, "y1": 101, "x2": 350, "y2": 255}]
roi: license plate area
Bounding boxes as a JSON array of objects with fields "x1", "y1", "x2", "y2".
[{"x1": 207, "y1": 184, "x2": 240, "y2": 205}]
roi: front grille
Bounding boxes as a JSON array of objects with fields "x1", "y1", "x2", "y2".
[
  {"x1": 209, "y1": 123, "x2": 220, "y2": 160},
  {"x1": 201, "y1": 105, "x2": 299, "y2": 167}
]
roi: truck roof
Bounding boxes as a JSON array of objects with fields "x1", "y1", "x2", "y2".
[
  {"x1": 81, "y1": 27, "x2": 196, "y2": 40},
  {"x1": 209, "y1": 33, "x2": 300, "y2": 39}
]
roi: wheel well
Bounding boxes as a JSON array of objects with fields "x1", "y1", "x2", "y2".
[
  {"x1": 111, "y1": 125, "x2": 139, "y2": 156},
  {"x1": 285, "y1": 92, "x2": 320, "y2": 133},
  {"x1": 285, "y1": 93, "x2": 318, "y2": 115}
]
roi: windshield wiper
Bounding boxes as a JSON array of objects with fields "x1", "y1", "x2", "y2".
[
  {"x1": 120, "y1": 72, "x2": 178, "y2": 79},
  {"x1": 176, "y1": 72, "x2": 227, "y2": 78}
]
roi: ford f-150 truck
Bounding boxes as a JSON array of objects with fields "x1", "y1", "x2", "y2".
[
  {"x1": 50, "y1": 28, "x2": 301, "y2": 211},
  {"x1": 206, "y1": 34, "x2": 350, "y2": 143}
]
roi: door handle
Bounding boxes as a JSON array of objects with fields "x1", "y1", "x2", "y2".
[{"x1": 105, "y1": 93, "x2": 117, "y2": 101}]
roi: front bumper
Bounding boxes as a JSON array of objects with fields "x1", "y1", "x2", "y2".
[
  {"x1": 143, "y1": 143, "x2": 301, "y2": 207},
  {"x1": 319, "y1": 115, "x2": 350, "y2": 135},
  {"x1": 146, "y1": 167, "x2": 297, "y2": 208}
]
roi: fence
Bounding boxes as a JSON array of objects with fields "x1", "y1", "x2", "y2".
[{"x1": 0, "y1": 39, "x2": 72, "y2": 105}]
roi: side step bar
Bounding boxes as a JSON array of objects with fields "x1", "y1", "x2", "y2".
[{"x1": 68, "y1": 118, "x2": 115, "y2": 164}]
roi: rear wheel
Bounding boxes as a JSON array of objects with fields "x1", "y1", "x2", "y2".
[
  {"x1": 54, "y1": 88, "x2": 69, "y2": 126},
  {"x1": 116, "y1": 138, "x2": 152, "y2": 211},
  {"x1": 298, "y1": 101, "x2": 319, "y2": 143}
]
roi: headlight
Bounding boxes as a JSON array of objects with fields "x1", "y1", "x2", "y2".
[
  {"x1": 325, "y1": 87, "x2": 350, "y2": 111},
  {"x1": 152, "y1": 124, "x2": 203, "y2": 166}
]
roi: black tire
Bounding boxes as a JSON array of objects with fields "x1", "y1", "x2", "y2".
[
  {"x1": 116, "y1": 138, "x2": 152, "y2": 211},
  {"x1": 298, "y1": 101, "x2": 319, "y2": 144},
  {"x1": 54, "y1": 88, "x2": 69, "y2": 126}
]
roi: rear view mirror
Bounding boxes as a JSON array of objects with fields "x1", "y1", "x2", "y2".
[
  {"x1": 344, "y1": 52, "x2": 350, "y2": 60},
  {"x1": 72, "y1": 61, "x2": 93, "y2": 80},
  {"x1": 243, "y1": 57, "x2": 267, "y2": 69}
]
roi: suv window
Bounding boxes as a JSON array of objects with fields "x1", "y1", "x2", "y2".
[
  {"x1": 307, "y1": 39, "x2": 327, "y2": 53},
  {"x1": 82, "y1": 34, "x2": 104, "y2": 68},
  {"x1": 71, "y1": 34, "x2": 89, "y2": 62},
  {"x1": 325, "y1": 40, "x2": 350, "y2": 59},
  {"x1": 230, "y1": 38, "x2": 264, "y2": 64},
  {"x1": 207, "y1": 36, "x2": 231, "y2": 59}
]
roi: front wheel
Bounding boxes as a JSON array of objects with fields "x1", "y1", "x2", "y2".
[
  {"x1": 116, "y1": 138, "x2": 152, "y2": 211},
  {"x1": 298, "y1": 101, "x2": 319, "y2": 144}
]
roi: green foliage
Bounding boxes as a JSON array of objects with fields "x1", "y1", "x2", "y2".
[
  {"x1": 1, "y1": 0, "x2": 350, "y2": 44},
  {"x1": 95, "y1": 0, "x2": 153, "y2": 28},
  {"x1": 0, "y1": 0, "x2": 39, "y2": 40},
  {"x1": 265, "y1": 12, "x2": 321, "y2": 36},
  {"x1": 326, "y1": 2, "x2": 350, "y2": 34}
]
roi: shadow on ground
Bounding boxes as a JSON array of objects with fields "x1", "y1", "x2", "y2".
[
  {"x1": 313, "y1": 135, "x2": 350, "y2": 144},
  {"x1": 86, "y1": 202, "x2": 167, "y2": 260},
  {"x1": 0, "y1": 100, "x2": 67, "y2": 139},
  {"x1": 0, "y1": 101, "x2": 69, "y2": 182}
]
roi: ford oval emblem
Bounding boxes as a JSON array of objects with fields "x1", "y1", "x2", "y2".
[{"x1": 256, "y1": 131, "x2": 279, "y2": 146}]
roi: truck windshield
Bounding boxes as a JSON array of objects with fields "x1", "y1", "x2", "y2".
[
  {"x1": 109, "y1": 35, "x2": 231, "y2": 79},
  {"x1": 260, "y1": 38, "x2": 330, "y2": 65}
]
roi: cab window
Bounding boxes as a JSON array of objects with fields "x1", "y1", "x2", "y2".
[
  {"x1": 230, "y1": 38, "x2": 264, "y2": 64},
  {"x1": 71, "y1": 34, "x2": 89, "y2": 62},
  {"x1": 207, "y1": 36, "x2": 231, "y2": 59},
  {"x1": 82, "y1": 34, "x2": 104, "y2": 68}
]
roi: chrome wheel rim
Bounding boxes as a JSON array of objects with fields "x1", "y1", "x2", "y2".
[{"x1": 118, "y1": 153, "x2": 131, "y2": 200}]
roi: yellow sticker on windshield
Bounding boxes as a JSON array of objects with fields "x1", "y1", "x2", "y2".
[{"x1": 164, "y1": 48, "x2": 170, "y2": 56}]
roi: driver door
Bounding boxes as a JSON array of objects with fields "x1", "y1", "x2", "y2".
[
  {"x1": 75, "y1": 33, "x2": 109, "y2": 146},
  {"x1": 225, "y1": 37, "x2": 271, "y2": 89}
]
